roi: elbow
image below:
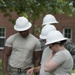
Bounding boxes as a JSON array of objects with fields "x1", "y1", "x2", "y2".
[
  {"x1": 44, "y1": 67, "x2": 49, "y2": 72},
  {"x1": 44, "y1": 67, "x2": 52, "y2": 72},
  {"x1": 44, "y1": 64, "x2": 53, "y2": 72},
  {"x1": 44, "y1": 65, "x2": 50, "y2": 72}
]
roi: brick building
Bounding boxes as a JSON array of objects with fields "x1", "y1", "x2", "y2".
[{"x1": 0, "y1": 12, "x2": 75, "y2": 59}]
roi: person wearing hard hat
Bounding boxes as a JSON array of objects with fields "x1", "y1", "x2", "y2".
[
  {"x1": 27, "y1": 24, "x2": 56, "y2": 75},
  {"x1": 39, "y1": 24, "x2": 57, "y2": 50},
  {"x1": 39, "y1": 25, "x2": 56, "y2": 75},
  {"x1": 2, "y1": 16, "x2": 42, "y2": 75},
  {"x1": 40, "y1": 14, "x2": 59, "y2": 51},
  {"x1": 42, "y1": 14, "x2": 59, "y2": 27},
  {"x1": 41, "y1": 14, "x2": 75, "y2": 55},
  {"x1": 44, "y1": 30, "x2": 73, "y2": 75}
]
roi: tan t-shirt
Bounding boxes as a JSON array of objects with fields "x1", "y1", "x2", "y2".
[
  {"x1": 51, "y1": 49, "x2": 73, "y2": 75},
  {"x1": 5, "y1": 33, "x2": 41, "y2": 69},
  {"x1": 40, "y1": 47, "x2": 52, "y2": 75}
]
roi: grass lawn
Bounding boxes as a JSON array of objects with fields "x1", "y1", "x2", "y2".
[
  {"x1": 0, "y1": 59, "x2": 3, "y2": 75},
  {"x1": 0, "y1": 69, "x2": 3, "y2": 75},
  {"x1": 72, "y1": 69, "x2": 75, "y2": 73}
]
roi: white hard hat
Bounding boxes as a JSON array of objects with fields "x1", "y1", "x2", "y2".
[
  {"x1": 14, "y1": 16, "x2": 32, "y2": 31},
  {"x1": 39, "y1": 24, "x2": 56, "y2": 39},
  {"x1": 42, "y1": 14, "x2": 59, "y2": 26},
  {"x1": 45, "y1": 30, "x2": 67, "y2": 45}
]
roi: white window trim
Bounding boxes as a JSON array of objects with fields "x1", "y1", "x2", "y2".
[
  {"x1": 63, "y1": 27, "x2": 72, "y2": 41},
  {"x1": 0, "y1": 27, "x2": 6, "y2": 49}
]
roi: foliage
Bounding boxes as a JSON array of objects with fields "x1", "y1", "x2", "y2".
[
  {"x1": 34, "y1": 25, "x2": 41, "y2": 35},
  {"x1": 72, "y1": 69, "x2": 75, "y2": 73},
  {"x1": 0, "y1": 0, "x2": 75, "y2": 20},
  {"x1": 0, "y1": 0, "x2": 75, "y2": 34}
]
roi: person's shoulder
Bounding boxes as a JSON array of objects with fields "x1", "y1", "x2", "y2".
[
  {"x1": 30, "y1": 34, "x2": 39, "y2": 40},
  {"x1": 43, "y1": 46, "x2": 51, "y2": 52},
  {"x1": 9, "y1": 33, "x2": 18, "y2": 38},
  {"x1": 5, "y1": 33, "x2": 19, "y2": 45},
  {"x1": 58, "y1": 49, "x2": 70, "y2": 57},
  {"x1": 12, "y1": 33, "x2": 18, "y2": 36}
]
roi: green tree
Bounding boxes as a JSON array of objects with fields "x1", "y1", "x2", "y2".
[
  {"x1": 0, "y1": 0, "x2": 75, "y2": 34},
  {"x1": 0, "y1": 0, "x2": 75, "y2": 18}
]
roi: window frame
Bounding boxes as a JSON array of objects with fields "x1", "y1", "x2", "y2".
[
  {"x1": 63, "y1": 27, "x2": 72, "y2": 41},
  {"x1": 0, "y1": 27, "x2": 6, "y2": 49}
]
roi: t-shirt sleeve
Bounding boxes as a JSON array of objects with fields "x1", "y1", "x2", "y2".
[
  {"x1": 51, "y1": 51, "x2": 66, "y2": 65},
  {"x1": 5, "y1": 35, "x2": 14, "y2": 47}
]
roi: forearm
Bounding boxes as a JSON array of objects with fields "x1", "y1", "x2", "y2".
[
  {"x1": 2, "y1": 54, "x2": 9, "y2": 74},
  {"x1": 2, "y1": 46, "x2": 12, "y2": 75},
  {"x1": 33, "y1": 51, "x2": 42, "y2": 75},
  {"x1": 33, "y1": 51, "x2": 42, "y2": 67},
  {"x1": 33, "y1": 58, "x2": 41, "y2": 75},
  {"x1": 34, "y1": 57, "x2": 41, "y2": 67},
  {"x1": 34, "y1": 66, "x2": 41, "y2": 75},
  {"x1": 34, "y1": 66, "x2": 41, "y2": 73},
  {"x1": 44, "y1": 53, "x2": 55, "y2": 72}
]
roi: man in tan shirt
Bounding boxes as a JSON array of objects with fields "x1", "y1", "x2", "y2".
[{"x1": 2, "y1": 16, "x2": 42, "y2": 75}]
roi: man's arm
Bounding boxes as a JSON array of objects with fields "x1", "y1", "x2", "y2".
[
  {"x1": 27, "y1": 66, "x2": 41, "y2": 74},
  {"x1": 64, "y1": 40, "x2": 75, "y2": 55},
  {"x1": 2, "y1": 46, "x2": 12, "y2": 75},
  {"x1": 33, "y1": 51, "x2": 42, "y2": 75},
  {"x1": 33, "y1": 51, "x2": 42, "y2": 67}
]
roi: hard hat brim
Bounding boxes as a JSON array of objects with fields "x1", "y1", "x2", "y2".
[
  {"x1": 42, "y1": 21, "x2": 59, "y2": 26},
  {"x1": 45, "y1": 38, "x2": 67, "y2": 45},
  {"x1": 39, "y1": 35, "x2": 46, "y2": 39},
  {"x1": 14, "y1": 22, "x2": 32, "y2": 31}
]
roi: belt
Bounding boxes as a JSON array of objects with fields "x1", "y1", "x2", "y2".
[
  {"x1": 8, "y1": 65, "x2": 31, "y2": 73},
  {"x1": 17, "y1": 67, "x2": 31, "y2": 73}
]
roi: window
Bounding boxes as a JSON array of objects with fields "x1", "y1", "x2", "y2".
[
  {"x1": 63, "y1": 28, "x2": 72, "y2": 40},
  {"x1": 0, "y1": 27, "x2": 6, "y2": 49}
]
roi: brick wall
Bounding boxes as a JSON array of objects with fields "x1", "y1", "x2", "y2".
[
  {"x1": 0, "y1": 12, "x2": 18, "y2": 59},
  {"x1": 0, "y1": 13, "x2": 75, "y2": 58}
]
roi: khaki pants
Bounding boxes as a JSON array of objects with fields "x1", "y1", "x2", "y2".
[
  {"x1": 8, "y1": 65, "x2": 31, "y2": 75},
  {"x1": 8, "y1": 71, "x2": 31, "y2": 75}
]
